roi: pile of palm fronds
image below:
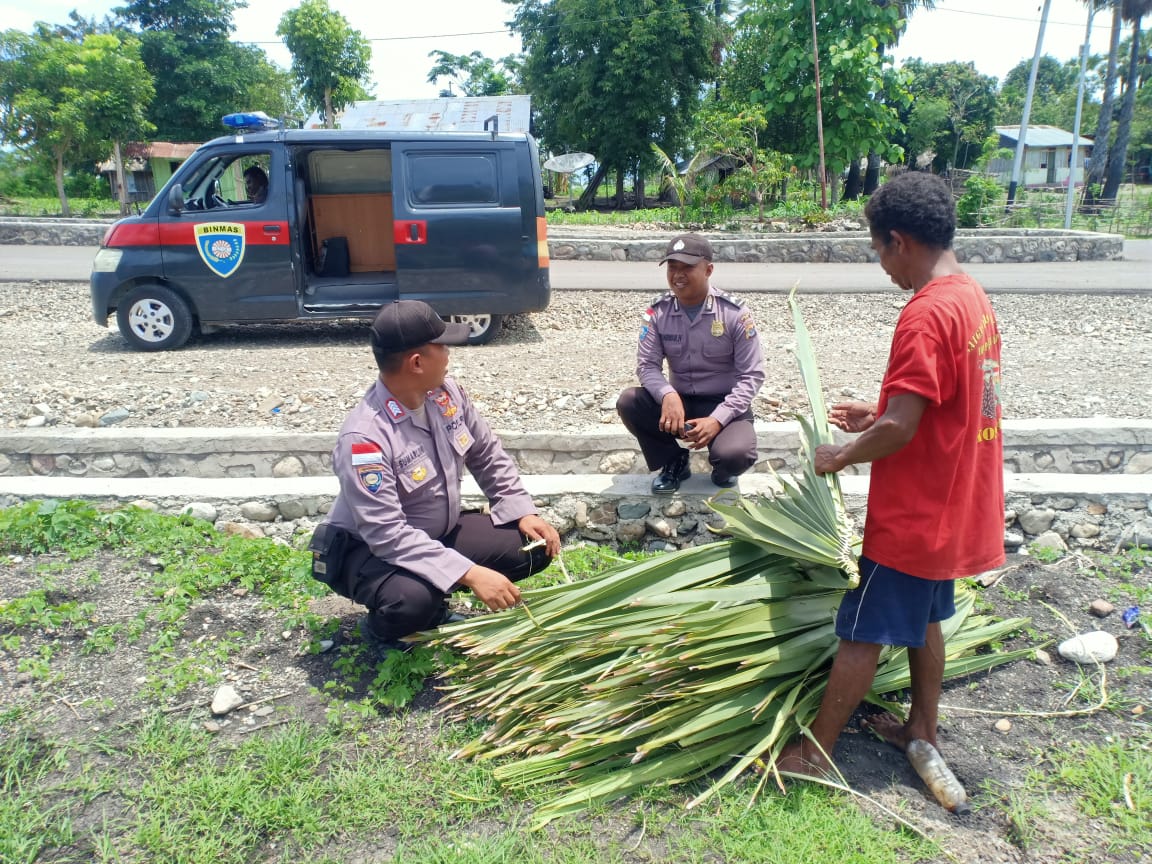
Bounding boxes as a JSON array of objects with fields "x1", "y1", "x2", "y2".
[{"x1": 426, "y1": 291, "x2": 1029, "y2": 826}]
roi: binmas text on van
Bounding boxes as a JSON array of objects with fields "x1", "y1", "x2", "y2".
[{"x1": 90, "y1": 123, "x2": 550, "y2": 350}]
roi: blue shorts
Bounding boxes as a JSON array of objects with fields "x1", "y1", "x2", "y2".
[{"x1": 835, "y1": 556, "x2": 956, "y2": 647}]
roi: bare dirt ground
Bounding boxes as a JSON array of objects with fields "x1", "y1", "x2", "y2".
[{"x1": 3, "y1": 541, "x2": 1148, "y2": 863}]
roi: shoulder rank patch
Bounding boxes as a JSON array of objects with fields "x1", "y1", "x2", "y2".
[{"x1": 385, "y1": 399, "x2": 406, "y2": 420}]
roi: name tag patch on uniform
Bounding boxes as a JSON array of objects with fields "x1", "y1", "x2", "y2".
[
  {"x1": 357, "y1": 467, "x2": 384, "y2": 493},
  {"x1": 385, "y1": 399, "x2": 406, "y2": 420},
  {"x1": 711, "y1": 320, "x2": 725, "y2": 337},
  {"x1": 350, "y1": 442, "x2": 384, "y2": 466}
]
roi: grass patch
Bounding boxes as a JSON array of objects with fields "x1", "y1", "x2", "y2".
[{"x1": 1, "y1": 500, "x2": 1148, "y2": 862}]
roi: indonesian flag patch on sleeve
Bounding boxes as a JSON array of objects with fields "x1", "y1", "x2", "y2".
[{"x1": 350, "y1": 442, "x2": 384, "y2": 466}]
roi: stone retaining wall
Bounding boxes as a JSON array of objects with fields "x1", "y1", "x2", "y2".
[
  {"x1": 1, "y1": 421, "x2": 1148, "y2": 480},
  {"x1": 2, "y1": 474, "x2": 1148, "y2": 559},
  {"x1": 0, "y1": 217, "x2": 1124, "y2": 262},
  {"x1": 548, "y1": 228, "x2": 1124, "y2": 264}
]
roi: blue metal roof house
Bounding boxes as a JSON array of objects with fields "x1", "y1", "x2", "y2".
[{"x1": 989, "y1": 125, "x2": 1094, "y2": 188}]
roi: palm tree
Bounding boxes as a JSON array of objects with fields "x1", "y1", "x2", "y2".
[
  {"x1": 1099, "y1": 0, "x2": 1151, "y2": 201},
  {"x1": 852, "y1": 0, "x2": 936, "y2": 198},
  {"x1": 1082, "y1": 1, "x2": 1125, "y2": 208}
]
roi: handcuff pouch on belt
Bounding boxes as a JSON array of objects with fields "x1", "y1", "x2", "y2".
[{"x1": 308, "y1": 523, "x2": 349, "y2": 588}]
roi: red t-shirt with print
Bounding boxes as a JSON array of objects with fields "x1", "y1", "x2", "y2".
[{"x1": 862, "y1": 273, "x2": 1006, "y2": 580}]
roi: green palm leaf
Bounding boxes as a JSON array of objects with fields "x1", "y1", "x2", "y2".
[{"x1": 425, "y1": 293, "x2": 1028, "y2": 827}]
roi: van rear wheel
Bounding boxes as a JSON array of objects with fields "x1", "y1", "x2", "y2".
[
  {"x1": 446, "y1": 314, "x2": 503, "y2": 346},
  {"x1": 116, "y1": 285, "x2": 194, "y2": 351}
]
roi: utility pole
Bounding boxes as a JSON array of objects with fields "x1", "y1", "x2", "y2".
[
  {"x1": 809, "y1": 0, "x2": 828, "y2": 209},
  {"x1": 1005, "y1": 0, "x2": 1053, "y2": 211},
  {"x1": 1065, "y1": 2, "x2": 1095, "y2": 229}
]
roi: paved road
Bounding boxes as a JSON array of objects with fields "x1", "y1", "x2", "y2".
[{"x1": 2, "y1": 240, "x2": 1148, "y2": 293}]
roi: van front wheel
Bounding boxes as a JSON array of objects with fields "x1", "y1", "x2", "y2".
[
  {"x1": 116, "y1": 285, "x2": 194, "y2": 351},
  {"x1": 446, "y1": 314, "x2": 503, "y2": 346}
]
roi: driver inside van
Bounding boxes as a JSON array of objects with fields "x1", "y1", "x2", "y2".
[{"x1": 243, "y1": 166, "x2": 268, "y2": 204}]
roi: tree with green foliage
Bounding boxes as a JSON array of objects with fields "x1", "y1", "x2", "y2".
[
  {"x1": 691, "y1": 104, "x2": 788, "y2": 220},
  {"x1": 857, "y1": 1, "x2": 937, "y2": 197},
  {"x1": 116, "y1": 0, "x2": 298, "y2": 141},
  {"x1": 996, "y1": 55, "x2": 1096, "y2": 131},
  {"x1": 278, "y1": 0, "x2": 372, "y2": 128},
  {"x1": 1083, "y1": 1, "x2": 1125, "y2": 209},
  {"x1": 1100, "y1": 0, "x2": 1151, "y2": 201},
  {"x1": 898, "y1": 59, "x2": 998, "y2": 172},
  {"x1": 427, "y1": 50, "x2": 521, "y2": 97},
  {"x1": 0, "y1": 29, "x2": 152, "y2": 216},
  {"x1": 508, "y1": 0, "x2": 715, "y2": 209},
  {"x1": 722, "y1": 0, "x2": 908, "y2": 201}
]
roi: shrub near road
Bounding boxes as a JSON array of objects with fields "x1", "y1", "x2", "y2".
[{"x1": 0, "y1": 500, "x2": 1148, "y2": 863}]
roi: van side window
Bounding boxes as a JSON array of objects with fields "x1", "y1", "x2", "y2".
[
  {"x1": 408, "y1": 153, "x2": 498, "y2": 206},
  {"x1": 181, "y1": 152, "x2": 271, "y2": 211}
]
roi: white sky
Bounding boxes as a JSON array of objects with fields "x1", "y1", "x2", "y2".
[{"x1": 0, "y1": 0, "x2": 1123, "y2": 100}]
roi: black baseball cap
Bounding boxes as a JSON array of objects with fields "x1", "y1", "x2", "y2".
[
  {"x1": 659, "y1": 233, "x2": 713, "y2": 265},
  {"x1": 370, "y1": 300, "x2": 471, "y2": 353}
]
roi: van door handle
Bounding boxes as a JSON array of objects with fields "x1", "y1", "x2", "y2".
[
  {"x1": 394, "y1": 220, "x2": 427, "y2": 245},
  {"x1": 263, "y1": 224, "x2": 281, "y2": 233}
]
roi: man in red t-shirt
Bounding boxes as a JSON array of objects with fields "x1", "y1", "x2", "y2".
[{"x1": 777, "y1": 172, "x2": 1004, "y2": 778}]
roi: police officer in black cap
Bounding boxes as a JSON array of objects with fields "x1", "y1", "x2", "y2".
[{"x1": 310, "y1": 300, "x2": 561, "y2": 656}]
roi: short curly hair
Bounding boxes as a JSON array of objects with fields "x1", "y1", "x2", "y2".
[{"x1": 864, "y1": 172, "x2": 956, "y2": 249}]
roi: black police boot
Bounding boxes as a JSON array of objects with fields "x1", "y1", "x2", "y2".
[
  {"x1": 710, "y1": 469, "x2": 738, "y2": 488},
  {"x1": 431, "y1": 601, "x2": 467, "y2": 627},
  {"x1": 358, "y1": 615, "x2": 410, "y2": 660},
  {"x1": 652, "y1": 450, "x2": 691, "y2": 495}
]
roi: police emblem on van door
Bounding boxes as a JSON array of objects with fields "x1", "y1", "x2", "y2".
[{"x1": 193, "y1": 223, "x2": 246, "y2": 278}]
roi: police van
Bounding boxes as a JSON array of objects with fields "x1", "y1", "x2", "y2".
[{"x1": 90, "y1": 113, "x2": 551, "y2": 350}]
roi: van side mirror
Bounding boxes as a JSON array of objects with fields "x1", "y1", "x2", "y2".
[
  {"x1": 484, "y1": 114, "x2": 499, "y2": 139},
  {"x1": 168, "y1": 183, "x2": 184, "y2": 215}
]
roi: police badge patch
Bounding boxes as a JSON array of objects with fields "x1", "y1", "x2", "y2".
[
  {"x1": 357, "y1": 466, "x2": 383, "y2": 493},
  {"x1": 193, "y1": 222, "x2": 246, "y2": 278}
]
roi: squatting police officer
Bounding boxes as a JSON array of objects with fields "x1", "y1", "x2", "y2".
[
  {"x1": 617, "y1": 233, "x2": 766, "y2": 494},
  {"x1": 310, "y1": 300, "x2": 561, "y2": 656}
]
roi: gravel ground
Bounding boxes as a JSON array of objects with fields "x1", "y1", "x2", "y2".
[{"x1": 3, "y1": 280, "x2": 1150, "y2": 433}]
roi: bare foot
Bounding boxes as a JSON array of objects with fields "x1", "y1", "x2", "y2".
[
  {"x1": 771, "y1": 740, "x2": 835, "y2": 780},
  {"x1": 860, "y1": 712, "x2": 928, "y2": 751}
]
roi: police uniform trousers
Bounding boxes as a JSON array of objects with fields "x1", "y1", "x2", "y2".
[
  {"x1": 340, "y1": 513, "x2": 552, "y2": 641},
  {"x1": 616, "y1": 387, "x2": 758, "y2": 475}
]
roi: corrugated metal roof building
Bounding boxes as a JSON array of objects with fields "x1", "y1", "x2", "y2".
[
  {"x1": 304, "y1": 96, "x2": 531, "y2": 134},
  {"x1": 989, "y1": 125, "x2": 1094, "y2": 188}
]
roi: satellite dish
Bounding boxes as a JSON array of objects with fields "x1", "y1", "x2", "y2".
[{"x1": 543, "y1": 152, "x2": 596, "y2": 173}]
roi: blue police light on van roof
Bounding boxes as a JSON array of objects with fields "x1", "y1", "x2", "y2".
[{"x1": 221, "y1": 112, "x2": 283, "y2": 132}]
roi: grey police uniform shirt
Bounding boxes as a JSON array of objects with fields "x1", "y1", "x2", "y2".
[
  {"x1": 323, "y1": 376, "x2": 538, "y2": 593},
  {"x1": 637, "y1": 286, "x2": 765, "y2": 426}
]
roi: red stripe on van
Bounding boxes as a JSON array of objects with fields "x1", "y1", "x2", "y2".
[{"x1": 106, "y1": 221, "x2": 290, "y2": 247}]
